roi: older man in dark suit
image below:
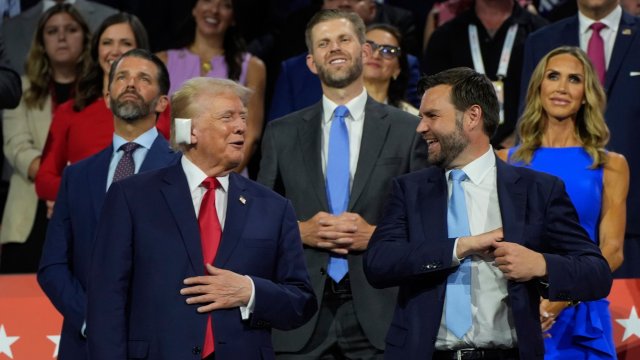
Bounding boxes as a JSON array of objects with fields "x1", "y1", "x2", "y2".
[
  {"x1": 259, "y1": 9, "x2": 428, "y2": 359},
  {"x1": 364, "y1": 68, "x2": 612, "y2": 359}
]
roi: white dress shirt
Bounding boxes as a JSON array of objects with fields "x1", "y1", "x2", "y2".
[
  {"x1": 579, "y1": 5, "x2": 622, "y2": 69},
  {"x1": 436, "y1": 147, "x2": 517, "y2": 350},
  {"x1": 181, "y1": 155, "x2": 255, "y2": 319},
  {"x1": 321, "y1": 88, "x2": 368, "y2": 186}
]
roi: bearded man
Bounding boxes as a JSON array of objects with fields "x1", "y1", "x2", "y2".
[
  {"x1": 37, "y1": 49, "x2": 179, "y2": 360},
  {"x1": 258, "y1": 9, "x2": 428, "y2": 359}
]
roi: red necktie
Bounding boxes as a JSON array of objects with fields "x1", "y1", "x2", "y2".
[
  {"x1": 587, "y1": 22, "x2": 607, "y2": 85},
  {"x1": 198, "y1": 177, "x2": 222, "y2": 358}
]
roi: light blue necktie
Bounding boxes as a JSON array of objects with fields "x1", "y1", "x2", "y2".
[
  {"x1": 326, "y1": 105, "x2": 350, "y2": 283},
  {"x1": 446, "y1": 169, "x2": 472, "y2": 338}
]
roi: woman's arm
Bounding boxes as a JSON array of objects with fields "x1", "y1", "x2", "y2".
[{"x1": 599, "y1": 152, "x2": 629, "y2": 271}]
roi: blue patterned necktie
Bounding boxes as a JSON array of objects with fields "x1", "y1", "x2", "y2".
[
  {"x1": 446, "y1": 169, "x2": 472, "y2": 338},
  {"x1": 325, "y1": 105, "x2": 350, "y2": 283}
]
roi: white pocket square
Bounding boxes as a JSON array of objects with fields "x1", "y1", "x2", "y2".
[{"x1": 631, "y1": 72, "x2": 640, "y2": 77}]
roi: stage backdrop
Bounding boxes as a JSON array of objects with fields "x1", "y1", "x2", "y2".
[{"x1": 1, "y1": 275, "x2": 640, "y2": 359}]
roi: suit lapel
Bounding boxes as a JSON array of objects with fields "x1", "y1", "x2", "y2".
[
  {"x1": 139, "y1": 135, "x2": 176, "y2": 172},
  {"x1": 349, "y1": 99, "x2": 390, "y2": 210},
  {"x1": 496, "y1": 158, "x2": 526, "y2": 245},
  {"x1": 418, "y1": 169, "x2": 448, "y2": 243},
  {"x1": 215, "y1": 173, "x2": 249, "y2": 268},
  {"x1": 161, "y1": 163, "x2": 202, "y2": 274},
  {"x1": 605, "y1": 13, "x2": 638, "y2": 91},
  {"x1": 88, "y1": 146, "x2": 113, "y2": 219},
  {"x1": 298, "y1": 104, "x2": 330, "y2": 211}
]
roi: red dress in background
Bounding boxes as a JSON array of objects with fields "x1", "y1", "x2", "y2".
[{"x1": 35, "y1": 98, "x2": 171, "y2": 201}]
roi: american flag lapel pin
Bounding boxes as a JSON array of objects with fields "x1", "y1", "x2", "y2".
[
  {"x1": 239, "y1": 196, "x2": 247, "y2": 205},
  {"x1": 622, "y1": 28, "x2": 632, "y2": 35}
]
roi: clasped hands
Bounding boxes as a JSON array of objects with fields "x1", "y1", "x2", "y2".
[
  {"x1": 299, "y1": 211, "x2": 375, "y2": 254},
  {"x1": 456, "y1": 228, "x2": 547, "y2": 282},
  {"x1": 180, "y1": 263, "x2": 252, "y2": 313}
]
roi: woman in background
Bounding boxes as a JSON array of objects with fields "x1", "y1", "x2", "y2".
[
  {"x1": 157, "y1": 0, "x2": 265, "y2": 175},
  {"x1": 35, "y1": 13, "x2": 170, "y2": 203},
  {"x1": 1, "y1": 4, "x2": 90, "y2": 273},
  {"x1": 497, "y1": 46, "x2": 628, "y2": 359},
  {"x1": 363, "y1": 23, "x2": 418, "y2": 116}
]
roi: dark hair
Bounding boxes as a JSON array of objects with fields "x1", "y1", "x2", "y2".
[
  {"x1": 418, "y1": 67, "x2": 500, "y2": 137},
  {"x1": 366, "y1": 23, "x2": 409, "y2": 108},
  {"x1": 108, "y1": 48, "x2": 170, "y2": 96},
  {"x1": 305, "y1": 9, "x2": 366, "y2": 52},
  {"x1": 73, "y1": 12, "x2": 149, "y2": 111},
  {"x1": 175, "y1": 0, "x2": 246, "y2": 81},
  {"x1": 24, "y1": 3, "x2": 91, "y2": 109}
]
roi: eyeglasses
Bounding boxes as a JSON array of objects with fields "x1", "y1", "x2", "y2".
[{"x1": 366, "y1": 40, "x2": 401, "y2": 60}]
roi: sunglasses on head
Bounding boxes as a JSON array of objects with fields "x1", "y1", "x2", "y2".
[{"x1": 366, "y1": 40, "x2": 401, "y2": 60}]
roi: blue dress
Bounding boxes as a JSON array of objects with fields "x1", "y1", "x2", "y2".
[{"x1": 508, "y1": 147, "x2": 615, "y2": 359}]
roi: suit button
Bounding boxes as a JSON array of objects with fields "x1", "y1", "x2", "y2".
[{"x1": 192, "y1": 346, "x2": 201, "y2": 355}]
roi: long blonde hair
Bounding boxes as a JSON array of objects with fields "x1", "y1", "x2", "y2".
[
  {"x1": 513, "y1": 46, "x2": 609, "y2": 168},
  {"x1": 23, "y1": 3, "x2": 91, "y2": 109}
]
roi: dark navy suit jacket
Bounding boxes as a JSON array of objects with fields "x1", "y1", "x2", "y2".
[
  {"x1": 87, "y1": 163, "x2": 316, "y2": 360},
  {"x1": 268, "y1": 52, "x2": 422, "y2": 121},
  {"x1": 37, "y1": 135, "x2": 178, "y2": 360},
  {"x1": 364, "y1": 158, "x2": 612, "y2": 359},
  {"x1": 520, "y1": 12, "x2": 640, "y2": 242}
]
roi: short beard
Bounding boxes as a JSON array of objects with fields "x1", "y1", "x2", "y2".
[
  {"x1": 429, "y1": 113, "x2": 469, "y2": 168},
  {"x1": 110, "y1": 94, "x2": 157, "y2": 124},
  {"x1": 315, "y1": 54, "x2": 363, "y2": 89}
]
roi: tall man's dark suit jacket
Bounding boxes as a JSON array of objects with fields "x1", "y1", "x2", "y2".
[
  {"x1": 364, "y1": 158, "x2": 613, "y2": 359},
  {"x1": 258, "y1": 98, "x2": 429, "y2": 352},
  {"x1": 87, "y1": 163, "x2": 317, "y2": 360},
  {"x1": 520, "y1": 11, "x2": 640, "y2": 277},
  {"x1": 37, "y1": 135, "x2": 178, "y2": 360},
  {"x1": 1, "y1": 0, "x2": 117, "y2": 74}
]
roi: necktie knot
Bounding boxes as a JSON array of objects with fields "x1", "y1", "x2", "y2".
[
  {"x1": 333, "y1": 105, "x2": 350, "y2": 120},
  {"x1": 201, "y1": 177, "x2": 219, "y2": 191},
  {"x1": 450, "y1": 169, "x2": 468, "y2": 183},
  {"x1": 590, "y1": 22, "x2": 606, "y2": 33},
  {"x1": 119, "y1": 142, "x2": 140, "y2": 154}
]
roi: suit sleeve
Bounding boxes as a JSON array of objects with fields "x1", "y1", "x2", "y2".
[
  {"x1": 519, "y1": 37, "x2": 537, "y2": 118},
  {"x1": 541, "y1": 177, "x2": 612, "y2": 301},
  {"x1": 268, "y1": 62, "x2": 294, "y2": 121},
  {"x1": 37, "y1": 168, "x2": 86, "y2": 332},
  {"x1": 364, "y1": 178, "x2": 458, "y2": 289},
  {"x1": 248, "y1": 200, "x2": 317, "y2": 330},
  {"x1": 0, "y1": 35, "x2": 21, "y2": 109},
  {"x1": 35, "y1": 106, "x2": 71, "y2": 201},
  {"x1": 87, "y1": 181, "x2": 133, "y2": 359},
  {"x1": 2, "y1": 93, "x2": 40, "y2": 180},
  {"x1": 257, "y1": 121, "x2": 279, "y2": 191}
]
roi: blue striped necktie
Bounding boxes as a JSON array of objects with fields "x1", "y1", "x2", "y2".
[{"x1": 325, "y1": 105, "x2": 350, "y2": 283}]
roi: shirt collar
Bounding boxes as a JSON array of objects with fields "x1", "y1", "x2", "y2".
[
  {"x1": 446, "y1": 146, "x2": 496, "y2": 185},
  {"x1": 43, "y1": 0, "x2": 76, "y2": 12},
  {"x1": 321, "y1": 87, "x2": 368, "y2": 124},
  {"x1": 579, "y1": 5, "x2": 622, "y2": 35},
  {"x1": 181, "y1": 155, "x2": 229, "y2": 194},
  {"x1": 112, "y1": 127, "x2": 158, "y2": 154}
]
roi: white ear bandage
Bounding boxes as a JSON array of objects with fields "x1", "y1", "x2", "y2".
[{"x1": 174, "y1": 118, "x2": 192, "y2": 144}]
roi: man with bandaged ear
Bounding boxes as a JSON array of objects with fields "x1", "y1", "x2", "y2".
[{"x1": 86, "y1": 76, "x2": 316, "y2": 360}]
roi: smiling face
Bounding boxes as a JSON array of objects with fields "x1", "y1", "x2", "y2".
[
  {"x1": 98, "y1": 22, "x2": 137, "y2": 75},
  {"x1": 540, "y1": 53, "x2": 586, "y2": 123},
  {"x1": 192, "y1": 0, "x2": 234, "y2": 36},
  {"x1": 190, "y1": 91, "x2": 246, "y2": 171},
  {"x1": 363, "y1": 28, "x2": 401, "y2": 84},
  {"x1": 417, "y1": 84, "x2": 470, "y2": 168},
  {"x1": 107, "y1": 56, "x2": 167, "y2": 123},
  {"x1": 42, "y1": 12, "x2": 84, "y2": 68},
  {"x1": 306, "y1": 18, "x2": 365, "y2": 89}
]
